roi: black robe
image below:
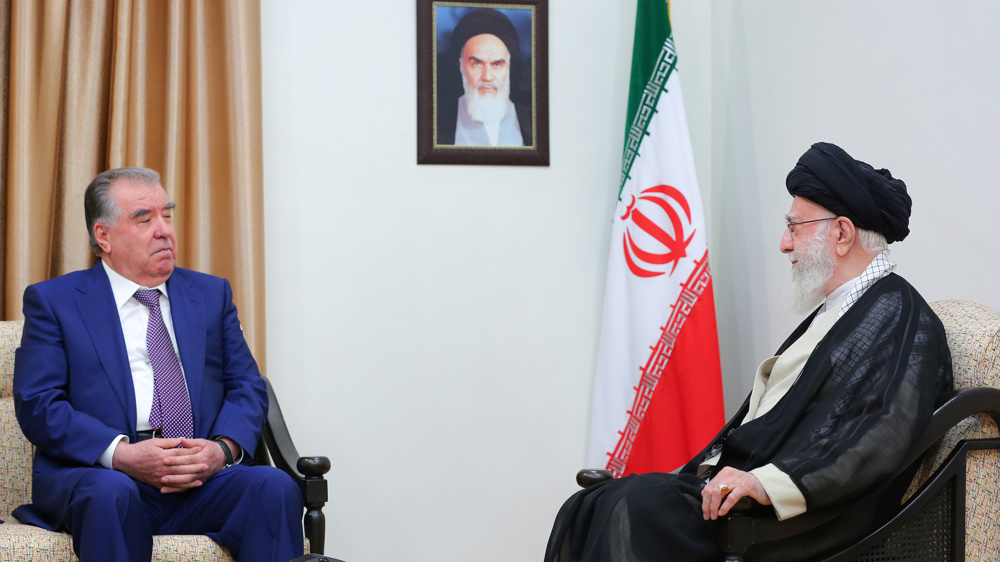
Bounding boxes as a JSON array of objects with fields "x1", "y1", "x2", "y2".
[{"x1": 545, "y1": 274, "x2": 953, "y2": 562}]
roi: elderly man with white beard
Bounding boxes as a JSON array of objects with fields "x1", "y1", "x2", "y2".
[
  {"x1": 437, "y1": 8, "x2": 532, "y2": 147},
  {"x1": 543, "y1": 142, "x2": 953, "y2": 562}
]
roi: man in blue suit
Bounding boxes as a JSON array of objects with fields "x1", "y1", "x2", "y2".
[{"x1": 12, "y1": 167, "x2": 304, "y2": 561}]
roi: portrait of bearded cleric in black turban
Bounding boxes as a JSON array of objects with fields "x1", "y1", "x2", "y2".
[
  {"x1": 417, "y1": 1, "x2": 549, "y2": 166},
  {"x1": 436, "y1": 6, "x2": 534, "y2": 147}
]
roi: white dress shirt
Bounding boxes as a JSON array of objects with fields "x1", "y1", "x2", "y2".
[{"x1": 97, "y1": 260, "x2": 188, "y2": 468}]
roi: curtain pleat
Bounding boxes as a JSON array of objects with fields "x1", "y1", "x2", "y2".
[
  {"x1": 1, "y1": 0, "x2": 266, "y2": 370},
  {"x1": 0, "y1": 0, "x2": 8, "y2": 304}
]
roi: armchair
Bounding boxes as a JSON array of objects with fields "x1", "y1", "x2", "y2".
[
  {"x1": 577, "y1": 299, "x2": 1000, "y2": 561},
  {"x1": 0, "y1": 320, "x2": 331, "y2": 561}
]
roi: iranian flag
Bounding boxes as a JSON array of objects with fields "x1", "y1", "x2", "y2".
[{"x1": 587, "y1": 0, "x2": 725, "y2": 476}]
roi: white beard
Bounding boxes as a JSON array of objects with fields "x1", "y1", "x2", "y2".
[
  {"x1": 785, "y1": 227, "x2": 837, "y2": 315},
  {"x1": 462, "y1": 70, "x2": 511, "y2": 123}
]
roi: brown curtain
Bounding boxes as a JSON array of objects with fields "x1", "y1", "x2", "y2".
[{"x1": 0, "y1": 0, "x2": 266, "y2": 369}]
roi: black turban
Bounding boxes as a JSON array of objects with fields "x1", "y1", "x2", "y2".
[
  {"x1": 786, "y1": 142, "x2": 912, "y2": 244},
  {"x1": 452, "y1": 9, "x2": 520, "y2": 61}
]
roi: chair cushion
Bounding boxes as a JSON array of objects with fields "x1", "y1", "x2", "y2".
[
  {"x1": 151, "y1": 535, "x2": 233, "y2": 561},
  {"x1": 967, "y1": 449, "x2": 1000, "y2": 560},
  {"x1": 0, "y1": 522, "x2": 75, "y2": 560},
  {"x1": 933, "y1": 299, "x2": 1000, "y2": 390},
  {"x1": 915, "y1": 301, "x2": 1000, "y2": 559},
  {"x1": 0, "y1": 321, "x2": 21, "y2": 399},
  {"x1": 904, "y1": 300, "x2": 1000, "y2": 500},
  {"x1": 0, "y1": 522, "x2": 233, "y2": 561},
  {"x1": 0, "y1": 399, "x2": 34, "y2": 518},
  {"x1": 0, "y1": 321, "x2": 31, "y2": 518}
]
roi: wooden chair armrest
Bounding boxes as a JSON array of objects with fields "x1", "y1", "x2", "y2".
[
  {"x1": 908, "y1": 387, "x2": 1000, "y2": 461},
  {"x1": 260, "y1": 374, "x2": 331, "y2": 554}
]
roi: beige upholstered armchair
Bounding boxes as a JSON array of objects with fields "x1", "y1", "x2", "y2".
[{"x1": 0, "y1": 320, "x2": 330, "y2": 561}]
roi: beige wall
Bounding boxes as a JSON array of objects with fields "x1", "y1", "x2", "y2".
[{"x1": 261, "y1": 1, "x2": 1000, "y2": 561}]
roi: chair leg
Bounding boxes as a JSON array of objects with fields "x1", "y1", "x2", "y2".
[{"x1": 304, "y1": 501, "x2": 326, "y2": 555}]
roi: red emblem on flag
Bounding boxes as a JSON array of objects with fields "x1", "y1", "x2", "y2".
[{"x1": 620, "y1": 184, "x2": 695, "y2": 277}]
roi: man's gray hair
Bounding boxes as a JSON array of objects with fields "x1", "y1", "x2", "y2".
[
  {"x1": 857, "y1": 228, "x2": 888, "y2": 254},
  {"x1": 84, "y1": 167, "x2": 162, "y2": 256}
]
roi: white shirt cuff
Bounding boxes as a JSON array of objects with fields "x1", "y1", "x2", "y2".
[
  {"x1": 100, "y1": 435, "x2": 128, "y2": 469},
  {"x1": 750, "y1": 463, "x2": 807, "y2": 520}
]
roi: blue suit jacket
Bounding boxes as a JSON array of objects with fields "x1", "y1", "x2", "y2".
[{"x1": 12, "y1": 262, "x2": 267, "y2": 528}]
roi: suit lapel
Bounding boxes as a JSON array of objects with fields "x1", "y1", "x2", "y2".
[
  {"x1": 75, "y1": 262, "x2": 137, "y2": 430},
  {"x1": 166, "y1": 270, "x2": 207, "y2": 436}
]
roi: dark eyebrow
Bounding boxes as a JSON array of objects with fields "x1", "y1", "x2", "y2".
[{"x1": 130, "y1": 202, "x2": 175, "y2": 220}]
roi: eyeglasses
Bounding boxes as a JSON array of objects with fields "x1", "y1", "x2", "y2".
[{"x1": 786, "y1": 217, "x2": 837, "y2": 236}]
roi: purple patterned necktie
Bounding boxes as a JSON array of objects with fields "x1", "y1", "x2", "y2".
[{"x1": 133, "y1": 289, "x2": 194, "y2": 439}]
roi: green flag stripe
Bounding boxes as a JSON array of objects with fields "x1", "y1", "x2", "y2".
[
  {"x1": 624, "y1": 0, "x2": 672, "y2": 132},
  {"x1": 619, "y1": 34, "x2": 678, "y2": 195}
]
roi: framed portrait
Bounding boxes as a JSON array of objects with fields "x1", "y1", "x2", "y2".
[{"x1": 417, "y1": 0, "x2": 549, "y2": 166}]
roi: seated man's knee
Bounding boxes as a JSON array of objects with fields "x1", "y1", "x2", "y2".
[
  {"x1": 252, "y1": 466, "x2": 302, "y2": 504},
  {"x1": 70, "y1": 470, "x2": 141, "y2": 515}
]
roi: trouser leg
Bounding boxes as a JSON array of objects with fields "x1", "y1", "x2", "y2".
[
  {"x1": 158, "y1": 465, "x2": 305, "y2": 562},
  {"x1": 62, "y1": 469, "x2": 153, "y2": 562}
]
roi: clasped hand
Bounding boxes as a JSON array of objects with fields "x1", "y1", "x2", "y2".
[
  {"x1": 701, "y1": 467, "x2": 772, "y2": 520},
  {"x1": 112, "y1": 438, "x2": 226, "y2": 493}
]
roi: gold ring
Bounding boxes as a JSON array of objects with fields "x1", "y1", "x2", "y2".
[{"x1": 719, "y1": 484, "x2": 731, "y2": 495}]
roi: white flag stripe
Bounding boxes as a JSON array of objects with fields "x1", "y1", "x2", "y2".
[{"x1": 588, "y1": 20, "x2": 722, "y2": 474}]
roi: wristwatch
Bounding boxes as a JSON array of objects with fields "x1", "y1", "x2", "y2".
[{"x1": 213, "y1": 437, "x2": 235, "y2": 468}]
